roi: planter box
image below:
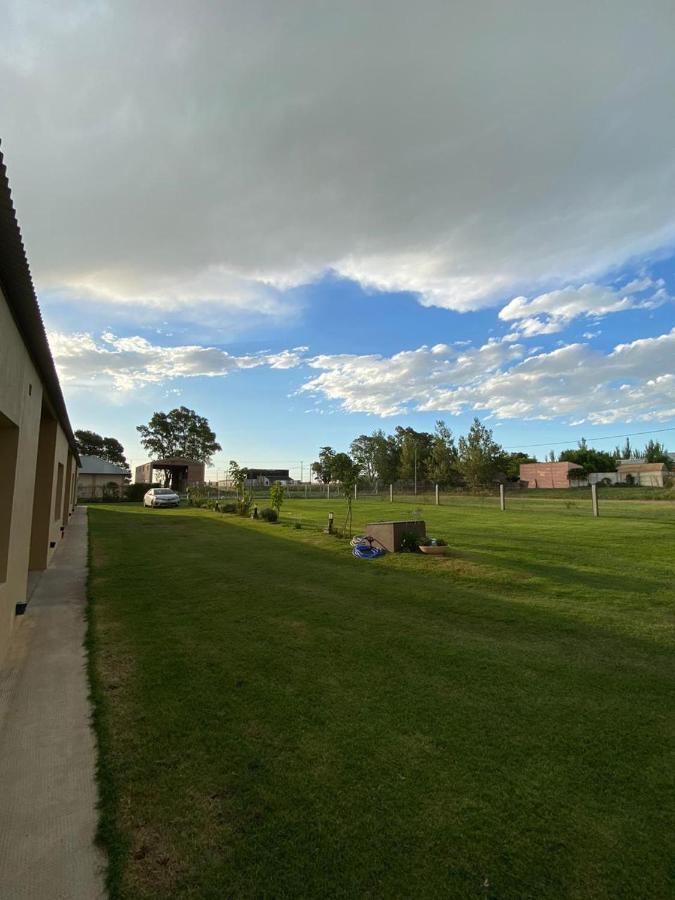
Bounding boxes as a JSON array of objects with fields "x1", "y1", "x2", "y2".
[
  {"x1": 365, "y1": 520, "x2": 426, "y2": 553},
  {"x1": 419, "y1": 545, "x2": 447, "y2": 556}
]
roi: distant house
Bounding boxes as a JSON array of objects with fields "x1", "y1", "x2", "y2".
[
  {"x1": 519, "y1": 461, "x2": 585, "y2": 488},
  {"x1": 616, "y1": 462, "x2": 667, "y2": 487},
  {"x1": 77, "y1": 456, "x2": 128, "y2": 499},
  {"x1": 245, "y1": 468, "x2": 292, "y2": 487},
  {"x1": 135, "y1": 457, "x2": 205, "y2": 492}
]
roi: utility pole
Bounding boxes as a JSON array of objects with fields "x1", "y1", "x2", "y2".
[{"x1": 300, "y1": 460, "x2": 304, "y2": 483}]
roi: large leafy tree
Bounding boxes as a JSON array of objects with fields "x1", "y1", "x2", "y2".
[
  {"x1": 311, "y1": 446, "x2": 336, "y2": 483},
  {"x1": 426, "y1": 420, "x2": 460, "y2": 486},
  {"x1": 75, "y1": 429, "x2": 130, "y2": 479},
  {"x1": 457, "y1": 418, "x2": 505, "y2": 489},
  {"x1": 137, "y1": 407, "x2": 221, "y2": 464},
  {"x1": 639, "y1": 439, "x2": 673, "y2": 470},
  {"x1": 559, "y1": 440, "x2": 616, "y2": 474},
  {"x1": 394, "y1": 426, "x2": 434, "y2": 482},
  {"x1": 350, "y1": 430, "x2": 399, "y2": 485}
]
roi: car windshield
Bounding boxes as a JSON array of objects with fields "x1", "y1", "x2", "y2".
[{"x1": 155, "y1": 489, "x2": 176, "y2": 495}]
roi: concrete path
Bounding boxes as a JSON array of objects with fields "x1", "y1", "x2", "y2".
[{"x1": 0, "y1": 507, "x2": 106, "y2": 899}]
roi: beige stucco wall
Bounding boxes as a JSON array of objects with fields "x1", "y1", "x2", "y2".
[
  {"x1": 77, "y1": 472, "x2": 126, "y2": 498},
  {"x1": 0, "y1": 289, "x2": 78, "y2": 665}
]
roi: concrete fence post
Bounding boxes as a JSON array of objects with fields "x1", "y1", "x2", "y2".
[
  {"x1": 354, "y1": 483, "x2": 357, "y2": 500},
  {"x1": 499, "y1": 483, "x2": 505, "y2": 511},
  {"x1": 327, "y1": 483, "x2": 331, "y2": 501},
  {"x1": 591, "y1": 482, "x2": 599, "y2": 517},
  {"x1": 389, "y1": 483, "x2": 393, "y2": 503},
  {"x1": 435, "y1": 484, "x2": 439, "y2": 505}
]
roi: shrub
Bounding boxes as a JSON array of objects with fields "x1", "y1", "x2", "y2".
[
  {"x1": 260, "y1": 507, "x2": 278, "y2": 522},
  {"x1": 237, "y1": 495, "x2": 253, "y2": 517},
  {"x1": 269, "y1": 481, "x2": 286, "y2": 515},
  {"x1": 221, "y1": 502, "x2": 237, "y2": 513},
  {"x1": 400, "y1": 531, "x2": 421, "y2": 553},
  {"x1": 125, "y1": 482, "x2": 153, "y2": 502}
]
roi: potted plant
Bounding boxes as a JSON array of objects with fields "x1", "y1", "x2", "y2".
[{"x1": 419, "y1": 538, "x2": 448, "y2": 556}]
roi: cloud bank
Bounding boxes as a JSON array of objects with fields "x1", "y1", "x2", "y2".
[
  {"x1": 50, "y1": 329, "x2": 675, "y2": 426},
  {"x1": 48, "y1": 331, "x2": 304, "y2": 391},
  {"x1": 3, "y1": 0, "x2": 675, "y2": 313}
]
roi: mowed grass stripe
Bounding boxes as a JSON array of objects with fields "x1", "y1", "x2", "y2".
[{"x1": 87, "y1": 501, "x2": 675, "y2": 899}]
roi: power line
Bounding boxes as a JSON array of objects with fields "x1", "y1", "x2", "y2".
[{"x1": 504, "y1": 425, "x2": 675, "y2": 450}]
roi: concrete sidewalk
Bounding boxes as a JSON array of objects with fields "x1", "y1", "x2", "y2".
[{"x1": 0, "y1": 507, "x2": 105, "y2": 899}]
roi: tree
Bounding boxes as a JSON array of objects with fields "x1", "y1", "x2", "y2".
[
  {"x1": 394, "y1": 426, "x2": 433, "y2": 482},
  {"x1": 228, "y1": 460, "x2": 248, "y2": 497},
  {"x1": 75, "y1": 429, "x2": 130, "y2": 479},
  {"x1": 559, "y1": 442, "x2": 616, "y2": 474},
  {"x1": 350, "y1": 434, "x2": 378, "y2": 483},
  {"x1": 638, "y1": 439, "x2": 673, "y2": 469},
  {"x1": 371, "y1": 431, "x2": 400, "y2": 485},
  {"x1": 269, "y1": 481, "x2": 286, "y2": 514},
  {"x1": 75, "y1": 429, "x2": 104, "y2": 457},
  {"x1": 457, "y1": 418, "x2": 505, "y2": 489},
  {"x1": 331, "y1": 452, "x2": 361, "y2": 537},
  {"x1": 426, "y1": 420, "x2": 460, "y2": 486},
  {"x1": 311, "y1": 446, "x2": 336, "y2": 483},
  {"x1": 503, "y1": 452, "x2": 536, "y2": 481},
  {"x1": 137, "y1": 407, "x2": 221, "y2": 463}
]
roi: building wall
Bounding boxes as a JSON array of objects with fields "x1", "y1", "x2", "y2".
[
  {"x1": 0, "y1": 290, "x2": 77, "y2": 665},
  {"x1": 77, "y1": 472, "x2": 127, "y2": 498},
  {"x1": 519, "y1": 462, "x2": 583, "y2": 489}
]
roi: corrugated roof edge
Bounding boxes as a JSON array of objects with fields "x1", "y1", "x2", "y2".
[{"x1": 0, "y1": 143, "x2": 80, "y2": 463}]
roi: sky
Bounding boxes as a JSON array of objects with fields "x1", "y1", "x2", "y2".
[{"x1": 2, "y1": 0, "x2": 674, "y2": 480}]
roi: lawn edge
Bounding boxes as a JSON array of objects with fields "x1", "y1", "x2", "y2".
[{"x1": 84, "y1": 505, "x2": 126, "y2": 899}]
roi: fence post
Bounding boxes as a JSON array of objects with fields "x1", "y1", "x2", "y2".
[
  {"x1": 305, "y1": 484, "x2": 308, "y2": 499},
  {"x1": 591, "y1": 482, "x2": 599, "y2": 517},
  {"x1": 389, "y1": 484, "x2": 393, "y2": 503},
  {"x1": 327, "y1": 483, "x2": 331, "y2": 501},
  {"x1": 499, "y1": 483, "x2": 505, "y2": 511},
  {"x1": 354, "y1": 483, "x2": 357, "y2": 500},
  {"x1": 435, "y1": 484, "x2": 439, "y2": 505}
]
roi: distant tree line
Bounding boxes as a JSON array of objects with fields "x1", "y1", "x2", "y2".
[
  {"x1": 311, "y1": 421, "x2": 673, "y2": 491},
  {"x1": 311, "y1": 419, "x2": 536, "y2": 490}
]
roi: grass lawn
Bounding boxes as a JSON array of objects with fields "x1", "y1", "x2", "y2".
[{"x1": 87, "y1": 498, "x2": 675, "y2": 898}]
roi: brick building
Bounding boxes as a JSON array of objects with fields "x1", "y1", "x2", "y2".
[{"x1": 519, "y1": 461, "x2": 584, "y2": 489}]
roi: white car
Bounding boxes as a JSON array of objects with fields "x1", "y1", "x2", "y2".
[{"x1": 143, "y1": 487, "x2": 180, "y2": 508}]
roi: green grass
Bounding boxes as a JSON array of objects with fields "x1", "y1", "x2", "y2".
[{"x1": 87, "y1": 498, "x2": 675, "y2": 898}]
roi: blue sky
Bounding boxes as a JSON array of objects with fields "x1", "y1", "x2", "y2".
[{"x1": 2, "y1": 1, "x2": 674, "y2": 479}]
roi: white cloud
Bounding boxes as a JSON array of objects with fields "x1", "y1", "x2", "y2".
[
  {"x1": 2, "y1": 1, "x2": 675, "y2": 312},
  {"x1": 49, "y1": 326, "x2": 675, "y2": 426},
  {"x1": 48, "y1": 331, "x2": 304, "y2": 391},
  {"x1": 499, "y1": 278, "x2": 671, "y2": 337},
  {"x1": 301, "y1": 329, "x2": 675, "y2": 424}
]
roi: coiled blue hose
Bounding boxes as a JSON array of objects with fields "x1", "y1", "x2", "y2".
[{"x1": 352, "y1": 542, "x2": 386, "y2": 559}]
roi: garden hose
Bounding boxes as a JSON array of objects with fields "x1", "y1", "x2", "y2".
[{"x1": 351, "y1": 535, "x2": 386, "y2": 559}]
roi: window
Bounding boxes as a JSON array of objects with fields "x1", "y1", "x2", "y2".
[
  {"x1": 0, "y1": 411, "x2": 20, "y2": 582},
  {"x1": 54, "y1": 462, "x2": 64, "y2": 521}
]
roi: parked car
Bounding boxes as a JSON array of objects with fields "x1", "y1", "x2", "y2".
[{"x1": 143, "y1": 487, "x2": 180, "y2": 508}]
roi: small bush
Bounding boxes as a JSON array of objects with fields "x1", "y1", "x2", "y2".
[
  {"x1": 221, "y1": 502, "x2": 237, "y2": 513},
  {"x1": 260, "y1": 507, "x2": 278, "y2": 522},
  {"x1": 125, "y1": 482, "x2": 152, "y2": 502},
  {"x1": 237, "y1": 493, "x2": 254, "y2": 517},
  {"x1": 400, "y1": 531, "x2": 421, "y2": 553}
]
